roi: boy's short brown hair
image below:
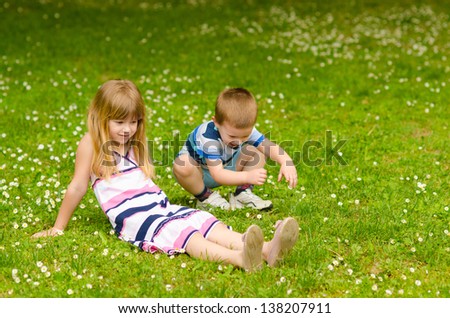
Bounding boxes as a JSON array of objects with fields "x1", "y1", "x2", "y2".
[{"x1": 214, "y1": 88, "x2": 258, "y2": 128}]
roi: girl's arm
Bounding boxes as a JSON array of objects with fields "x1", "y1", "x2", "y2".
[
  {"x1": 257, "y1": 139, "x2": 298, "y2": 188},
  {"x1": 32, "y1": 134, "x2": 93, "y2": 238}
]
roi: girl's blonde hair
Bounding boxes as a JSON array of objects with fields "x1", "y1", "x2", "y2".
[
  {"x1": 88, "y1": 79, "x2": 155, "y2": 180},
  {"x1": 215, "y1": 88, "x2": 258, "y2": 128}
]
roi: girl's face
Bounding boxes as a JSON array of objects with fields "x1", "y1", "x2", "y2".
[{"x1": 108, "y1": 115, "x2": 138, "y2": 145}]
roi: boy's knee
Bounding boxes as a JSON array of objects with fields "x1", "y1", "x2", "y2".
[
  {"x1": 241, "y1": 145, "x2": 266, "y2": 166},
  {"x1": 173, "y1": 155, "x2": 198, "y2": 176}
]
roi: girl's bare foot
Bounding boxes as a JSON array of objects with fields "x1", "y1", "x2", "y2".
[
  {"x1": 267, "y1": 217, "x2": 299, "y2": 267},
  {"x1": 242, "y1": 224, "x2": 264, "y2": 272}
]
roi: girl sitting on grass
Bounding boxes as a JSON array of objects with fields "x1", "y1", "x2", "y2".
[{"x1": 32, "y1": 79, "x2": 299, "y2": 272}]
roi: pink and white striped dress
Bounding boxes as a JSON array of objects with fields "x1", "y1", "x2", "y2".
[{"x1": 91, "y1": 149, "x2": 221, "y2": 255}]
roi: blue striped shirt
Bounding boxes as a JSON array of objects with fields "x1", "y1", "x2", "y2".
[{"x1": 184, "y1": 121, "x2": 265, "y2": 165}]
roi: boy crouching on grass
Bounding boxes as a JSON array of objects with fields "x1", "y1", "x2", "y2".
[{"x1": 173, "y1": 87, "x2": 298, "y2": 211}]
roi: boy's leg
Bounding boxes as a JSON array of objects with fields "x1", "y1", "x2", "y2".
[
  {"x1": 173, "y1": 154, "x2": 205, "y2": 195},
  {"x1": 234, "y1": 144, "x2": 264, "y2": 194},
  {"x1": 235, "y1": 144, "x2": 266, "y2": 173},
  {"x1": 232, "y1": 145, "x2": 273, "y2": 210},
  {"x1": 173, "y1": 154, "x2": 230, "y2": 209}
]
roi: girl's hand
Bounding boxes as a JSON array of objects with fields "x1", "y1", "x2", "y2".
[
  {"x1": 31, "y1": 227, "x2": 64, "y2": 238},
  {"x1": 278, "y1": 161, "x2": 297, "y2": 189}
]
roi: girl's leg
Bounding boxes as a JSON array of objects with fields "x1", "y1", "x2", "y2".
[
  {"x1": 185, "y1": 225, "x2": 264, "y2": 272},
  {"x1": 205, "y1": 219, "x2": 299, "y2": 267},
  {"x1": 173, "y1": 154, "x2": 204, "y2": 195},
  {"x1": 262, "y1": 217, "x2": 299, "y2": 267},
  {"x1": 206, "y1": 223, "x2": 245, "y2": 250},
  {"x1": 207, "y1": 222, "x2": 272, "y2": 254}
]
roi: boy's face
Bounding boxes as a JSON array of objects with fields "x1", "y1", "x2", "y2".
[{"x1": 213, "y1": 118, "x2": 253, "y2": 149}]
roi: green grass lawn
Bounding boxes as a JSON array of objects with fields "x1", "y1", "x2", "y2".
[{"x1": 0, "y1": 0, "x2": 449, "y2": 298}]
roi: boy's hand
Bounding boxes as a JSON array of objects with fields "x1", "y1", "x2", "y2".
[
  {"x1": 31, "y1": 227, "x2": 64, "y2": 238},
  {"x1": 278, "y1": 162, "x2": 298, "y2": 188},
  {"x1": 246, "y1": 168, "x2": 267, "y2": 185}
]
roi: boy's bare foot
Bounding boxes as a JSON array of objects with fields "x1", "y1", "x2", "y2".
[
  {"x1": 242, "y1": 224, "x2": 264, "y2": 272},
  {"x1": 267, "y1": 217, "x2": 299, "y2": 267}
]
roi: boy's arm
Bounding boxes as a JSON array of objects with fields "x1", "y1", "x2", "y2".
[
  {"x1": 32, "y1": 134, "x2": 93, "y2": 238},
  {"x1": 206, "y1": 159, "x2": 267, "y2": 186},
  {"x1": 257, "y1": 139, "x2": 298, "y2": 188}
]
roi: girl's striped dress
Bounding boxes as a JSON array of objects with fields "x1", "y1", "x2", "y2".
[{"x1": 91, "y1": 150, "x2": 221, "y2": 255}]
